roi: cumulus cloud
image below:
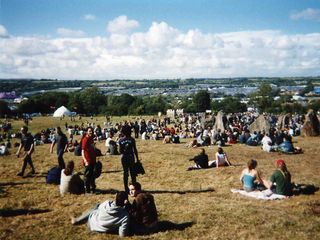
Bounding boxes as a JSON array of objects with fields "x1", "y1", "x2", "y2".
[
  {"x1": 84, "y1": 14, "x2": 96, "y2": 21},
  {"x1": 57, "y1": 28, "x2": 86, "y2": 38},
  {"x1": 107, "y1": 15, "x2": 139, "y2": 34},
  {"x1": 0, "y1": 25, "x2": 9, "y2": 38},
  {"x1": 290, "y1": 8, "x2": 320, "y2": 21},
  {"x1": 1, "y1": 19, "x2": 320, "y2": 79}
]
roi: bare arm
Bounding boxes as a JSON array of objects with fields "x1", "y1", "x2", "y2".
[
  {"x1": 224, "y1": 153, "x2": 231, "y2": 166},
  {"x1": 16, "y1": 144, "x2": 22, "y2": 157},
  {"x1": 133, "y1": 138, "x2": 139, "y2": 161},
  {"x1": 50, "y1": 141, "x2": 55, "y2": 153},
  {"x1": 28, "y1": 143, "x2": 34, "y2": 156},
  {"x1": 81, "y1": 150, "x2": 88, "y2": 166},
  {"x1": 240, "y1": 169, "x2": 245, "y2": 182},
  {"x1": 215, "y1": 152, "x2": 219, "y2": 168}
]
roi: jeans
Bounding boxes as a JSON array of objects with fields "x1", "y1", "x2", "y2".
[
  {"x1": 121, "y1": 154, "x2": 136, "y2": 193},
  {"x1": 57, "y1": 149, "x2": 65, "y2": 169},
  {"x1": 20, "y1": 153, "x2": 35, "y2": 174},
  {"x1": 84, "y1": 164, "x2": 96, "y2": 193}
]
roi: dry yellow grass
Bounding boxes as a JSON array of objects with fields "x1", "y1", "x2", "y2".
[{"x1": 0, "y1": 116, "x2": 320, "y2": 240}]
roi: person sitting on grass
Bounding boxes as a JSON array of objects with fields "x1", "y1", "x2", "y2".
[
  {"x1": 187, "y1": 148, "x2": 209, "y2": 170},
  {"x1": 71, "y1": 191, "x2": 130, "y2": 237},
  {"x1": 278, "y1": 134, "x2": 302, "y2": 154},
  {"x1": 240, "y1": 159, "x2": 268, "y2": 192},
  {"x1": 128, "y1": 182, "x2": 158, "y2": 235},
  {"x1": 60, "y1": 160, "x2": 84, "y2": 196},
  {"x1": 208, "y1": 147, "x2": 232, "y2": 168},
  {"x1": 267, "y1": 159, "x2": 293, "y2": 196}
]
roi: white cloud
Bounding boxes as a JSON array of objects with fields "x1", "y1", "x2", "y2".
[
  {"x1": 84, "y1": 14, "x2": 96, "y2": 21},
  {"x1": 1, "y1": 19, "x2": 320, "y2": 79},
  {"x1": 107, "y1": 15, "x2": 139, "y2": 34},
  {"x1": 0, "y1": 25, "x2": 9, "y2": 38},
  {"x1": 57, "y1": 28, "x2": 86, "y2": 38},
  {"x1": 290, "y1": 8, "x2": 320, "y2": 21}
]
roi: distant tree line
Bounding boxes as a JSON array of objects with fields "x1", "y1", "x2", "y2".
[{"x1": 0, "y1": 84, "x2": 319, "y2": 117}]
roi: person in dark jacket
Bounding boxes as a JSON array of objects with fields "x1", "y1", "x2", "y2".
[
  {"x1": 50, "y1": 126, "x2": 68, "y2": 169},
  {"x1": 16, "y1": 126, "x2": 35, "y2": 176},
  {"x1": 119, "y1": 125, "x2": 139, "y2": 193},
  {"x1": 187, "y1": 148, "x2": 209, "y2": 170}
]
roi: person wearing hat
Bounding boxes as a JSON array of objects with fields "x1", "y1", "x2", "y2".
[{"x1": 268, "y1": 159, "x2": 292, "y2": 196}]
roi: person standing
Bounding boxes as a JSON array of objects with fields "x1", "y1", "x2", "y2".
[
  {"x1": 50, "y1": 126, "x2": 68, "y2": 169},
  {"x1": 16, "y1": 126, "x2": 35, "y2": 177},
  {"x1": 81, "y1": 127, "x2": 96, "y2": 193},
  {"x1": 119, "y1": 125, "x2": 139, "y2": 193}
]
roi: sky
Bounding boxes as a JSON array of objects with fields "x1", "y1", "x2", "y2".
[{"x1": 0, "y1": 0, "x2": 320, "y2": 80}]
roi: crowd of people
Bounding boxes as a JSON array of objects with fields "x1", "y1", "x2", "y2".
[{"x1": 0, "y1": 111, "x2": 315, "y2": 236}]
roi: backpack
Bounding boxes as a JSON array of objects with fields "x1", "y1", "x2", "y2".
[
  {"x1": 74, "y1": 145, "x2": 82, "y2": 156},
  {"x1": 95, "y1": 148, "x2": 103, "y2": 156},
  {"x1": 93, "y1": 161, "x2": 103, "y2": 178},
  {"x1": 69, "y1": 174, "x2": 85, "y2": 194},
  {"x1": 46, "y1": 167, "x2": 62, "y2": 184}
]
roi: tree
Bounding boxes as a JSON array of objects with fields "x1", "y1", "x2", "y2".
[
  {"x1": 79, "y1": 87, "x2": 106, "y2": 115},
  {"x1": 0, "y1": 100, "x2": 11, "y2": 117},
  {"x1": 249, "y1": 83, "x2": 275, "y2": 113},
  {"x1": 302, "y1": 80, "x2": 314, "y2": 95},
  {"x1": 212, "y1": 96, "x2": 247, "y2": 113},
  {"x1": 193, "y1": 90, "x2": 211, "y2": 112}
]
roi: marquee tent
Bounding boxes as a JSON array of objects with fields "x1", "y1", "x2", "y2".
[{"x1": 53, "y1": 106, "x2": 73, "y2": 117}]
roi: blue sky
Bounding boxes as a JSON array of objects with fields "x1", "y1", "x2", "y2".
[{"x1": 0, "y1": 0, "x2": 320, "y2": 79}]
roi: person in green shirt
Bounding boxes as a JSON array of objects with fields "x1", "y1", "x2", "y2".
[{"x1": 268, "y1": 159, "x2": 292, "y2": 196}]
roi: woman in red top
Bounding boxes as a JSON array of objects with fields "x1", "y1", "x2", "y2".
[{"x1": 81, "y1": 127, "x2": 96, "y2": 193}]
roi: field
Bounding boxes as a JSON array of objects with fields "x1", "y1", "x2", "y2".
[{"x1": 0, "y1": 116, "x2": 320, "y2": 240}]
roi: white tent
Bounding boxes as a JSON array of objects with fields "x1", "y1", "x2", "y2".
[{"x1": 53, "y1": 106, "x2": 73, "y2": 117}]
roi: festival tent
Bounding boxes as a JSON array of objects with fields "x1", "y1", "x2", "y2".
[{"x1": 53, "y1": 106, "x2": 73, "y2": 117}]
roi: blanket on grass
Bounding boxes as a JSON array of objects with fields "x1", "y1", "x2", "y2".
[{"x1": 231, "y1": 189, "x2": 287, "y2": 200}]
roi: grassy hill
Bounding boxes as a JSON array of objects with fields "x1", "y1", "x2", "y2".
[{"x1": 0, "y1": 116, "x2": 319, "y2": 240}]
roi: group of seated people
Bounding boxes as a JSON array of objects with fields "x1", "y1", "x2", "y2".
[
  {"x1": 187, "y1": 147, "x2": 232, "y2": 170},
  {"x1": 71, "y1": 182, "x2": 158, "y2": 237},
  {"x1": 261, "y1": 132, "x2": 302, "y2": 154},
  {"x1": 240, "y1": 159, "x2": 293, "y2": 196}
]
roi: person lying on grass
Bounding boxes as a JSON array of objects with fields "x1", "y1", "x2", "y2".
[{"x1": 71, "y1": 191, "x2": 130, "y2": 237}]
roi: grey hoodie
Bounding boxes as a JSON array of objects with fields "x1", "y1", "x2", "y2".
[{"x1": 88, "y1": 200, "x2": 129, "y2": 237}]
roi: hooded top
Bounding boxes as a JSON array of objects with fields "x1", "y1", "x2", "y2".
[{"x1": 88, "y1": 200, "x2": 129, "y2": 237}]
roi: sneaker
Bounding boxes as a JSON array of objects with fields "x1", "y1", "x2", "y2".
[
  {"x1": 71, "y1": 217, "x2": 76, "y2": 225},
  {"x1": 17, "y1": 172, "x2": 23, "y2": 176}
]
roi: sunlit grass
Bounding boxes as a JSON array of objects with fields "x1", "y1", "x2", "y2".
[{"x1": 0, "y1": 116, "x2": 319, "y2": 240}]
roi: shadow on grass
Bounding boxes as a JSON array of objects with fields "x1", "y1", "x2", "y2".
[
  {"x1": 103, "y1": 170, "x2": 123, "y2": 174},
  {"x1": 292, "y1": 183, "x2": 319, "y2": 195},
  {"x1": 0, "y1": 181, "x2": 34, "y2": 196},
  {"x1": 134, "y1": 221, "x2": 194, "y2": 236},
  {"x1": 0, "y1": 181, "x2": 33, "y2": 186},
  {"x1": 0, "y1": 208, "x2": 50, "y2": 217},
  {"x1": 147, "y1": 188, "x2": 215, "y2": 195},
  {"x1": 95, "y1": 188, "x2": 119, "y2": 195}
]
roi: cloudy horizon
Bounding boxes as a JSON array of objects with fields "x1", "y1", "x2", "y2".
[{"x1": 1, "y1": 1, "x2": 320, "y2": 80}]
